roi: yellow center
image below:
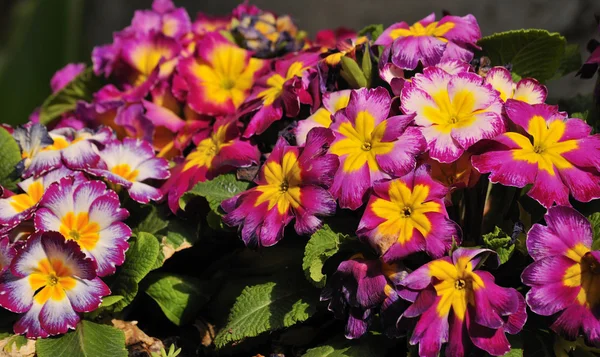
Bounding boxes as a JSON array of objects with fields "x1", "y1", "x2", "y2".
[
  {"x1": 110, "y1": 164, "x2": 139, "y2": 182},
  {"x1": 254, "y1": 151, "x2": 302, "y2": 214},
  {"x1": 258, "y1": 61, "x2": 307, "y2": 106},
  {"x1": 59, "y1": 212, "x2": 101, "y2": 251},
  {"x1": 369, "y1": 180, "x2": 441, "y2": 253},
  {"x1": 28, "y1": 258, "x2": 77, "y2": 305},
  {"x1": 429, "y1": 256, "x2": 485, "y2": 320},
  {"x1": 329, "y1": 111, "x2": 394, "y2": 173},
  {"x1": 389, "y1": 21, "x2": 455, "y2": 41},
  {"x1": 563, "y1": 244, "x2": 600, "y2": 308},
  {"x1": 507, "y1": 116, "x2": 578, "y2": 175},
  {"x1": 8, "y1": 181, "x2": 44, "y2": 213},
  {"x1": 423, "y1": 89, "x2": 487, "y2": 134},
  {"x1": 183, "y1": 124, "x2": 233, "y2": 171}
]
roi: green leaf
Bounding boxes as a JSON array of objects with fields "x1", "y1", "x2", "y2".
[
  {"x1": 302, "y1": 335, "x2": 387, "y2": 357},
  {"x1": 98, "y1": 295, "x2": 123, "y2": 308},
  {"x1": 571, "y1": 112, "x2": 589, "y2": 121},
  {"x1": 358, "y1": 24, "x2": 384, "y2": 42},
  {"x1": 482, "y1": 226, "x2": 515, "y2": 265},
  {"x1": 551, "y1": 43, "x2": 582, "y2": 80},
  {"x1": 132, "y1": 205, "x2": 169, "y2": 235},
  {"x1": 0, "y1": 127, "x2": 21, "y2": 191},
  {"x1": 144, "y1": 272, "x2": 209, "y2": 326},
  {"x1": 589, "y1": 213, "x2": 600, "y2": 251},
  {"x1": 39, "y1": 67, "x2": 103, "y2": 125},
  {"x1": 503, "y1": 334, "x2": 524, "y2": 356},
  {"x1": 361, "y1": 45, "x2": 373, "y2": 88},
  {"x1": 302, "y1": 225, "x2": 351, "y2": 288},
  {"x1": 179, "y1": 173, "x2": 251, "y2": 213},
  {"x1": 108, "y1": 232, "x2": 160, "y2": 312},
  {"x1": 478, "y1": 29, "x2": 566, "y2": 83},
  {"x1": 213, "y1": 275, "x2": 318, "y2": 348},
  {"x1": 36, "y1": 320, "x2": 127, "y2": 357},
  {"x1": 340, "y1": 56, "x2": 367, "y2": 89},
  {"x1": 153, "y1": 218, "x2": 199, "y2": 269},
  {"x1": 2, "y1": 335, "x2": 29, "y2": 353}
]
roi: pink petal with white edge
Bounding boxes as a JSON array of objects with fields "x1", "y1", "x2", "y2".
[
  {"x1": 421, "y1": 126, "x2": 463, "y2": 163},
  {"x1": 39, "y1": 296, "x2": 80, "y2": 335},
  {"x1": 558, "y1": 166, "x2": 600, "y2": 203},
  {"x1": 344, "y1": 87, "x2": 391, "y2": 126},
  {"x1": 484, "y1": 67, "x2": 514, "y2": 102},
  {"x1": 128, "y1": 182, "x2": 164, "y2": 203},
  {"x1": 65, "y1": 277, "x2": 110, "y2": 312},
  {"x1": 13, "y1": 301, "x2": 49, "y2": 338},
  {"x1": 471, "y1": 148, "x2": 538, "y2": 188},
  {"x1": 450, "y1": 109, "x2": 505, "y2": 150},
  {"x1": 88, "y1": 192, "x2": 129, "y2": 230},
  {"x1": 527, "y1": 168, "x2": 570, "y2": 208},
  {"x1": 92, "y1": 222, "x2": 131, "y2": 276},
  {"x1": 513, "y1": 78, "x2": 547, "y2": 104},
  {"x1": 0, "y1": 275, "x2": 34, "y2": 313}
]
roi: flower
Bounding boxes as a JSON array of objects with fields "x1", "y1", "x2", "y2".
[
  {"x1": 34, "y1": 178, "x2": 131, "y2": 277},
  {"x1": 0, "y1": 232, "x2": 110, "y2": 338},
  {"x1": 50, "y1": 63, "x2": 85, "y2": 93},
  {"x1": 129, "y1": 0, "x2": 192, "y2": 40},
  {"x1": 295, "y1": 90, "x2": 351, "y2": 146},
  {"x1": 401, "y1": 67, "x2": 504, "y2": 163},
  {"x1": 375, "y1": 13, "x2": 481, "y2": 70},
  {"x1": 321, "y1": 254, "x2": 409, "y2": 339},
  {"x1": 471, "y1": 100, "x2": 600, "y2": 208},
  {"x1": 0, "y1": 168, "x2": 86, "y2": 228},
  {"x1": 357, "y1": 165, "x2": 459, "y2": 262},
  {"x1": 522, "y1": 206, "x2": 600, "y2": 346},
  {"x1": 399, "y1": 248, "x2": 527, "y2": 357},
  {"x1": 484, "y1": 67, "x2": 547, "y2": 104},
  {"x1": 0, "y1": 238, "x2": 15, "y2": 274},
  {"x1": 178, "y1": 32, "x2": 264, "y2": 116},
  {"x1": 243, "y1": 52, "x2": 320, "y2": 137},
  {"x1": 428, "y1": 151, "x2": 481, "y2": 190},
  {"x1": 83, "y1": 138, "x2": 170, "y2": 204},
  {"x1": 161, "y1": 119, "x2": 260, "y2": 213},
  {"x1": 15, "y1": 126, "x2": 113, "y2": 178},
  {"x1": 222, "y1": 128, "x2": 339, "y2": 247},
  {"x1": 329, "y1": 87, "x2": 426, "y2": 210}
]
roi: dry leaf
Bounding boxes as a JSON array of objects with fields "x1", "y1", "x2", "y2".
[{"x1": 111, "y1": 319, "x2": 164, "y2": 355}]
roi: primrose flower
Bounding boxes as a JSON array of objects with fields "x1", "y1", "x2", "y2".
[
  {"x1": 0, "y1": 238, "x2": 15, "y2": 274},
  {"x1": 295, "y1": 90, "x2": 351, "y2": 146},
  {"x1": 50, "y1": 63, "x2": 85, "y2": 93},
  {"x1": 0, "y1": 168, "x2": 86, "y2": 228},
  {"x1": 129, "y1": 0, "x2": 192, "y2": 40},
  {"x1": 401, "y1": 67, "x2": 504, "y2": 163},
  {"x1": 162, "y1": 119, "x2": 260, "y2": 213},
  {"x1": 358, "y1": 165, "x2": 459, "y2": 262},
  {"x1": 399, "y1": 248, "x2": 527, "y2": 357},
  {"x1": 522, "y1": 206, "x2": 600, "y2": 346},
  {"x1": 178, "y1": 32, "x2": 264, "y2": 116},
  {"x1": 471, "y1": 100, "x2": 600, "y2": 208},
  {"x1": 375, "y1": 13, "x2": 481, "y2": 70},
  {"x1": 222, "y1": 128, "x2": 339, "y2": 247},
  {"x1": 243, "y1": 52, "x2": 320, "y2": 137},
  {"x1": 34, "y1": 178, "x2": 131, "y2": 277},
  {"x1": 329, "y1": 87, "x2": 426, "y2": 210},
  {"x1": 83, "y1": 138, "x2": 170, "y2": 204},
  {"x1": 484, "y1": 67, "x2": 547, "y2": 104},
  {"x1": 428, "y1": 151, "x2": 481, "y2": 190},
  {"x1": 15, "y1": 126, "x2": 112, "y2": 178},
  {"x1": 0, "y1": 232, "x2": 110, "y2": 338},
  {"x1": 321, "y1": 255, "x2": 409, "y2": 339}
]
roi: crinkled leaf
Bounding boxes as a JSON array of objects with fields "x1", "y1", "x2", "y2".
[
  {"x1": 551, "y1": 43, "x2": 582, "y2": 81},
  {"x1": 478, "y1": 29, "x2": 566, "y2": 83},
  {"x1": 0, "y1": 127, "x2": 21, "y2": 191},
  {"x1": 214, "y1": 275, "x2": 318, "y2": 349},
  {"x1": 36, "y1": 320, "x2": 127, "y2": 357},
  {"x1": 144, "y1": 272, "x2": 209, "y2": 326},
  {"x1": 132, "y1": 205, "x2": 169, "y2": 235},
  {"x1": 340, "y1": 56, "x2": 367, "y2": 88},
  {"x1": 358, "y1": 24, "x2": 384, "y2": 42},
  {"x1": 482, "y1": 226, "x2": 515, "y2": 265},
  {"x1": 108, "y1": 232, "x2": 160, "y2": 312},
  {"x1": 179, "y1": 173, "x2": 251, "y2": 213},
  {"x1": 152, "y1": 218, "x2": 199, "y2": 270},
  {"x1": 302, "y1": 335, "x2": 387, "y2": 357},
  {"x1": 39, "y1": 67, "x2": 103, "y2": 125},
  {"x1": 302, "y1": 225, "x2": 352, "y2": 288},
  {"x1": 589, "y1": 213, "x2": 600, "y2": 251}
]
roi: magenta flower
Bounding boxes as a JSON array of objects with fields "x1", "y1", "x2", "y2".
[
  {"x1": 295, "y1": 90, "x2": 351, "y2": 146},
  {"x1": 243, "y1": 52, "x2": 320, "y2": 137},
  {"x1": 321, "y1": 255, "x2": 409, "y2": 339},
  {"x1": 50, "y1": 63, "x2": 85, "y2": 93},
  {"x1": 522, "y1": 206, "x2": 600, "y2": 346},
  {"x1": 129, "y1": 0, "x2": 192, "y2": 40},
  {"x1": 82, "y1": 138, "x2": 170, "y2": 204},
  {"x1": 471, "y1": 100, "x2": 600, "y2": 208},
  {"x1": 161, "y1": 119, "x2": 260, "y2": 213},
  {"x1": 0, "y1": 232, "x2": 110, "y2": 338},
  {"x1": 329, "y1": 87, "x2": 426, "y2": 210},
  {"x1": 358, "y1": 165, "x2": 459, "y2": 262},
  {"x1": 34, "y1": 178, "x2": 131, "y2": 277},
  {"x1": 399, "y1": 248, "x2": 527, "y2": 357},
  {"x1": 484, "y1": 67, "x2": 547, "y2": 104},
  {"x1": 0, "y1": 237, "x2": 15, "y2": 274},
  {"x1": 222, "y1": 128, "x2": 339, "y2": 247},
  {"x1": 375, "y1": 13, "x2": 481, "y2": 70},
  {"x1": 401, "y1": 67, "x2": 504, "y2": 163}
]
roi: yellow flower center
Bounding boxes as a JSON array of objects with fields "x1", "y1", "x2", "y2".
[
  {"x1": 563, "y1": 244, "x2": 600, "y2": 308},
  {"x1": 330, "y1": 110, "x2": 394, "y2": 173},
  {"x1": 110, "y1": 163, "x2": 139, "y2": 182},
  {"x1": 506, "y1": 115, "x2": 578, "y2": 175},
  {"x1": 183, "y1": 124, "x2": 233, "y2": 171},
  {"x1": 258, "y1": 61, "x2": 308, "y2": 106},
  {"x1": 8, "y1": 181, "x2": 44, "y2": 213},
  {"x1": 423, "y1": 89, "x2": 487, "y2": 134},
  {"x1": 254, "y1": 151, "x2": 302, "y2": 215},
  {"x1": 389, "y1": 21, "x2": 455, "y2": 41},
  {"x1": 59, "y1": 212, "x2": 100, "y2": 251},
  {"x1": 28, "y1": 258, "x2": 77, "y2": 305}
]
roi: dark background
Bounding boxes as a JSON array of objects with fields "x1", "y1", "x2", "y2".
[{"x1": 1, "y1": 0, "x2": 599, "y2": 126}]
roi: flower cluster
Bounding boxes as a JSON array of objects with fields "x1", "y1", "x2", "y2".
[{"x1": 2, "y1": 1, "x2": 600, "y2": 355}]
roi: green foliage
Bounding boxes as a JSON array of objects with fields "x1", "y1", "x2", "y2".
[
  {"x1": 302, "y1": 225, "x2": 352, "y2": 287},
  {"x1": 358, "y1": 24, "x2": 384, "y2": 42},
  {"x1": 340, "y1": 56, "x2": 367, "y2": 89},
  {"x1": 302, "y1": 335, "x2": 388, "y2": 357},
  {"x1": 36, "y1": 320, "x2": 127, "y2": 357},
  {"x1": 151, "y1": 344, "x2": 182, "y2": 357},
  {"x1": 0, "y1": 127, "x2": 21, "y2": 191},
  {"x1": 39, "y1": 67, "x2": 103, "y2": 125},
  {"x1": 144, "y1": 272, "x2": 209, "y2": 326},
  {"x1": 478, "y1": 29, "x2": 568, "y2": 83},
  {"x1": 588, "y1": 213, "x2": 600, "y2": 251},
  {"x1": 482, "y1": 226, "x2": 515, "y2": 265},
  {"x1": 108, "y1": 232, "x2": 160, "y2": 312},
  {"x1": 2, "y1": 335, "x2": 28, "y2": 353},
  {"x1": 551, "y1": 43, "x2": 582, "y2": 80},
  {"x1": 213, "y1": 274, "x2": 318, "y2": 348},
  {"x1": 504, "y1": 334, "x2": 524, "y2": 356},
  {"x1": 361, "y1": 45, "x2": 373, "y2": 87},
  {"x1": 179, "y1": 173, "x2": 251, "y2": 212}
]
